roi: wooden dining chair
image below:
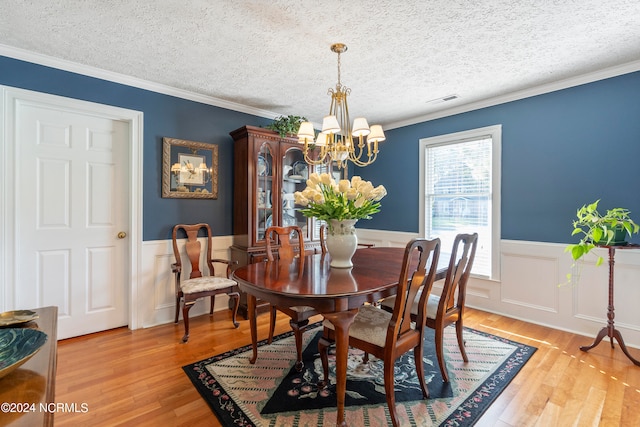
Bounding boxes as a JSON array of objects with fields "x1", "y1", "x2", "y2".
[
  {"x1": 171, "y1": 223, "x2": 240, "y2": 343},
  {"x1": 318, "y1": 238, "x2": 441, "y2": 427},
  {"x1": 265, "y1": 225, "x2": 319, "y2": 371},
  {"x1": 318, "y1": 223, "x2": 375, "y2": 253},
  {"x1": 381, "y1": 232, "x2": 478, "y2": 382}
]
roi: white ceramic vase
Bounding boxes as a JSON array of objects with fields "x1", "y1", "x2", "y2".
[{"x1": 326, "y1": 219, "x2": 358, "y2": 268}]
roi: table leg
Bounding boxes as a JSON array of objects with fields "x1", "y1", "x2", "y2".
[
  {"x1": 323, "y1": 310, "x2": 358, "y2": 427},
  {"x1": 248, "y1": 294, "x2": 258, "y2": 364},
  {"x1": 612, "y1": 328, "x2": 640, "y2": 366},
  {"x1": 579, "y1": 326, "x2": 608, "y2": 352},
  {"x1": 580, "y1": 326, "x2": 640, "y2": 365}
]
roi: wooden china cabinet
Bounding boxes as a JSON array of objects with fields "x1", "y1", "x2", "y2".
[{"x1": 230, "y1": 125, "x2": 324, "y2": 318}]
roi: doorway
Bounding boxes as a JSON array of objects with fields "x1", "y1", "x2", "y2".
[{"x1": 1, "y1": 86, "x2": 143, "y2": 339}]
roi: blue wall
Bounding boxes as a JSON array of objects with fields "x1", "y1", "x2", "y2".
[
  {"x1": 3, "y1": 55, "x2": 640, "y2": 244},
  {"x1": 359, "y1": 71, "x2": 640, "y2": 244},
  {"x1": 0, "y1": 56, "x2": 271, "y2": 240}
]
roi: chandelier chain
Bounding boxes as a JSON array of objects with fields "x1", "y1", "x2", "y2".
[{"x1": 337, "y1": 49, "x2": 341, "y2": 87}]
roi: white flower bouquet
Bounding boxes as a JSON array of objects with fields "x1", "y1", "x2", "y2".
[{"x1": 293, "y1": 173, "x2": 387, "y2": 221}]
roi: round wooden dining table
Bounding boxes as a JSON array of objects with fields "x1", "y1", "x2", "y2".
[{"x1": 232, "y1": 247, "x2": 445, "y2": 427}]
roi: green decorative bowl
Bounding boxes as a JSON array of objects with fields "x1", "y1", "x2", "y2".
[{"x1": 0, "y1": 328, "x2": 48, "y2": 380}]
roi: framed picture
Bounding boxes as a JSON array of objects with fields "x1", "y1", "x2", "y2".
[
  {"x1": 162, "y1": 137, "x2": 218, "y2": 199},
  {"x1": 177, "y1": 153, "x2": 206, "y2": 185}
]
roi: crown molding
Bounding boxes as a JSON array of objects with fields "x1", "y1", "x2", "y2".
[
  {"x1": 3, "y1": 44, "x2": 639, "y2": 131},
  {"x1": 384, "y1": 59, "x2": 640, "y2": 130},
  {"x1": 0, "y1": 44, "x2": 280, "y2": 120}
]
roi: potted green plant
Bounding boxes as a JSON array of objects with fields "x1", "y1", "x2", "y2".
[
  {"x1": 265, "y1": 115, "x2": 307, "y2": 138},
  {"x1": 565, "y1": 200, "x2": 639, "y2": 269}
]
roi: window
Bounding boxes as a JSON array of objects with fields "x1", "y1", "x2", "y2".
[{"x1": 419, "y1": 125, "x2": 501, "y2": 279}]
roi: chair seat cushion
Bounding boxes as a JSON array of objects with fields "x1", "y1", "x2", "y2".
[
  {"x1": 380, "y1": 290, "x2": 440, "y2": 320},
  {"x1": 323, "y1": 305, "x2": 391, "y2": 347},
  {"x1": 181, "y1": 276, "x2": 236, "y2": 294}
]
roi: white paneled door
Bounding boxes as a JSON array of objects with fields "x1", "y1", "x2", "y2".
[{"x1": 15, "y1": 98, "x2": 130, "y2": 339}]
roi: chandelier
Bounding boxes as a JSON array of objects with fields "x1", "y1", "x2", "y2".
[{"x1": 297, "y1": 43, "x2": 385, "y2": 169}]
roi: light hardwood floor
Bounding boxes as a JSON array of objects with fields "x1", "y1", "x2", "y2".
[{"x1": 54, "y1": 307, "x2": 640, "y2": 426}]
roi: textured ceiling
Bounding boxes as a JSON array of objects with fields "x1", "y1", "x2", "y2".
[{"x1": 1, "y1": 1, "x2": 640, "y2": 128}]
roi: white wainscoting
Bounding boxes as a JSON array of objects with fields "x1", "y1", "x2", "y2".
[
  {"x1": 140, "y1": 231, "x2": 640, "y2": 349},
  {"x1": 140, "y1": 235, "x2": 237, "y2": 328},
  {"x1": 356, "y1": 229, "x2": 640, "y2": 349}
]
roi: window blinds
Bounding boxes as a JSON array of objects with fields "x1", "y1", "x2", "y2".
[{"x1": 425, "y1": 137, "x2": 492, "y2": 276}]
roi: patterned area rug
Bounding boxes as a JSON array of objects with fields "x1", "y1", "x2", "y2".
[{"x1": 183, "y1": 323, "x2": 536, "y2": 426}]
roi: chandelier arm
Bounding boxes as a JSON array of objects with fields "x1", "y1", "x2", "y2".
[
  {"x1": 302, "y1": 140, "x2": 331, "y2": 166},
  {"x1": 348, "y1": 148, "x2": 377, "y2": 167},
  {"x1": 347, "y1": 136, "x2": 374, "y2": 165},
  {"x1": 304, "y1": 153, "x2": 328, "y2": 166}
]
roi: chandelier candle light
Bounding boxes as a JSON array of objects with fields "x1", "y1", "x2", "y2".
[
  {"x1": 294, "y1": 172, "x2": 387, "y2": 268},
  {"x1": 297, "y1": 43, "x2": 386, "y2": 169}
]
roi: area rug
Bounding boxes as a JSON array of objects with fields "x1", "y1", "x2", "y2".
[{"x1": 183, "y1": 323, "x2": 536, "y2": 426}]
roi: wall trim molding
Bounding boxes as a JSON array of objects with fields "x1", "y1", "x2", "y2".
[
  {"x1": 384, "y1": 59, "x2": 640, "y2": 130},
  {"x1": 3, "y1": 44, "x2": 639, "y2": 130},
  {"x1": 0, "y1": 44, "x2": 279, "y2": 120},
  {"x1": 142, "y1": 233, "x2": 640, "y2": 349}
]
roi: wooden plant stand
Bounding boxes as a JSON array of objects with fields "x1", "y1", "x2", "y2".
[{"x1": 580, "y1": 244, "x2": 640, "y2": 366}]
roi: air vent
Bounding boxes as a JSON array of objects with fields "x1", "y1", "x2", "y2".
[{"x1": 426, "y1": 94, "x2": 460, "y2": 104}]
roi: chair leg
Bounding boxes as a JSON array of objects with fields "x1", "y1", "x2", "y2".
[
  {"x1": 290, "y1": 319, "x2": 309, "y2": 372},
  {"x1": 229, "y1": 291, "x2": 240, "y2": 328},
  {"x1": 434, "y1": 326, "x2": 449, "y2": 382},
  {"x1": 414, "y1": 340, "x2": 430, "y2": 399},
  {"x1": 181, "y1": 301, "x2": 194, "y2": 343},
  {"x1": 267, "y1": 306, "x2": 277, "y2": 344},
  {"x1": 209, "y1": 294, "x2": 215, "y2": 315},
  {"x1": 383, "y1": 357, "x2": 400, "y2": 427},
  {"x1": 317, "y1": 331, "x2": 332, "y2": 389},
  {"x1": 456, "y1": 320, "x2": 468, "y2": 362},
  {"x1": 174, "y1": 296, "x2": 181, "y2": 324}
]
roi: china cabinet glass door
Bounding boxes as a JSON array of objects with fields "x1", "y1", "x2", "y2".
[
  {"x1": 281, "y1": 146, "x2": 310, "y2": 240},
  {"x1": 256, "y1": 143, "x2": 274, "y2": 242}
]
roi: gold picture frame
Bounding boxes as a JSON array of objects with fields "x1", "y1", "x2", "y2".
[{"x1": 162, "y1": 137, "x2": 218, "y2": 199}]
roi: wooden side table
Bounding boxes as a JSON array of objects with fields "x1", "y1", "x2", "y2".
[
  {"x1": 580, "y1": 244, "x2": 640, "y2": 365},
  {"x1": 0, "y1": 306, "x2": 58, "y2": 426}
]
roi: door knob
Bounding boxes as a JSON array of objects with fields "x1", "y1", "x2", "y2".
[{"x1": 117, "y1": 231, "x2": 127, "y2": 239}]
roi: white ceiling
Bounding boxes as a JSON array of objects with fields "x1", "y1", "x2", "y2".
[{"x1": 1, "y1": 1, "x2": 640, "y2": 129}]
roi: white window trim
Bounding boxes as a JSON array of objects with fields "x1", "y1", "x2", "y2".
[{"x1": 419, "y1": 125, "x2": 502, "y2": 281}]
